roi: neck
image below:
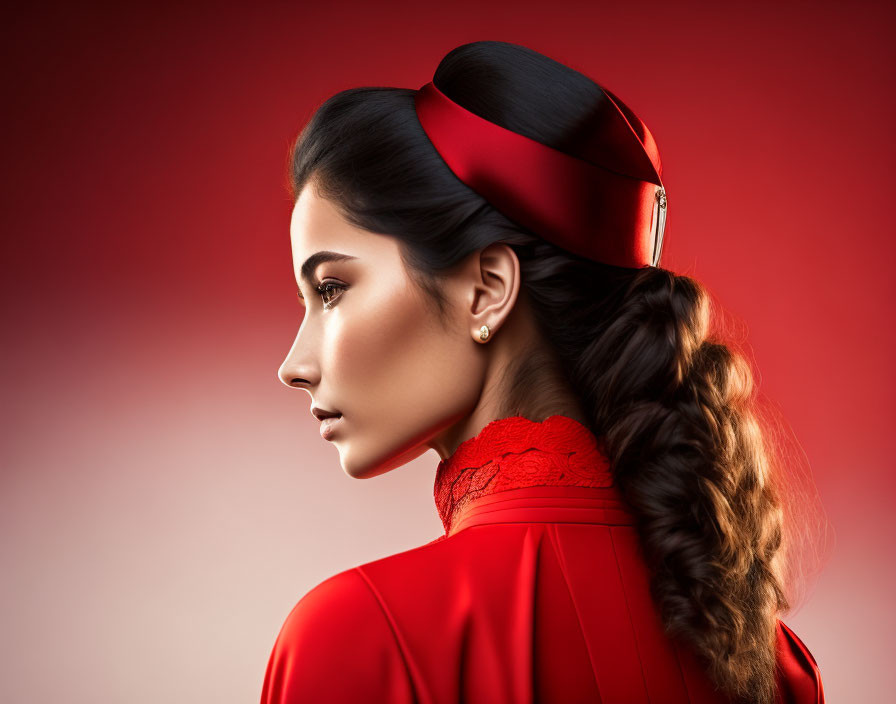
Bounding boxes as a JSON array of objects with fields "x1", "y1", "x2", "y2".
[{"x1": 430, "y1": 350, "x2": 589, "y2": 462}]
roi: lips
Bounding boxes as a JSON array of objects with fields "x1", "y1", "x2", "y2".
[
  {"x1": 311, "y1": 405, "x2": 342, "y2": 421},
  {"x1": 319, "y1": 414, "x2": 342, "y2": 440}
]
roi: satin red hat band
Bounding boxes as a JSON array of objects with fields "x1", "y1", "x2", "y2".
[{"x1": 413, "y1": 81, "x2": 667, "y2": 268}]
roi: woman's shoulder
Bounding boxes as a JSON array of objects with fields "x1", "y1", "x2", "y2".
[
  {"x1": 268, "y1": 535, "x2": 452, "y2": 645},
  {"x1": 775, "y1": 619, "x2": 825, "y2": 703},
  {"x1": 265, "y1": 567, "x2": 389, "y2": 664},
  {"x1": 261, "y1": 535, "x2": 462, "y2": 703},
  {"x1": 280, "y1": 567, "x2": 377, "y2": 626},
  {"x1": 261, "y1": 566, "x2": 415, "y2": 703}
]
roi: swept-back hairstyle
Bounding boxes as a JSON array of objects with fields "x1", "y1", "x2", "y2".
[{"x1": 286, "y1": 40, "x2": 821, "y2": 704}]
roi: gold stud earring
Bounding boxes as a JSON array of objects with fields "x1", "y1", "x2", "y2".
[{"x1": 479, "y1": 325, "x2": 490, "y2": 341}]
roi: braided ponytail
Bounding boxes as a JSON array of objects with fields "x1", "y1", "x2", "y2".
[{"x1": 513, "y1": 251, "x2": 790, "y2": 703}]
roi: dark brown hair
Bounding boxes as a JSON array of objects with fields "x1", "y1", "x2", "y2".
[{"x1": 286, "y1": 40, "x2": 827, "y2": 704}]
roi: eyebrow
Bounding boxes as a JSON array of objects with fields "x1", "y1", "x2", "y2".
[{"x1": 300, "y1": 251, "x2": 358, "y2": 285}]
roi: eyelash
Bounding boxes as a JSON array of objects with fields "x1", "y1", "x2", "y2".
[{"x1": 315, "y1": 280, "x2": 346, "y2": 309}]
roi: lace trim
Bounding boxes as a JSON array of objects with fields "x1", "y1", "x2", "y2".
[{"x1": 433, "y1": 415, "x2": 613, "y2": 534}]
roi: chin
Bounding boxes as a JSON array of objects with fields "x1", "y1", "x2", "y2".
[
  {"x1": 335, "y1": 444, "x2": 370, "y2": 479},
  {"x1": 339, "y1": 441, "x2": 429, "y2": 480},
  {"x1": 340, "y1": 455, "x2": 394, "y2": 480}
]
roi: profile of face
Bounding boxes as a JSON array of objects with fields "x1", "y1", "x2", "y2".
[{"x1": 278, "y1": 182, "x2": 526, "y2": 479}]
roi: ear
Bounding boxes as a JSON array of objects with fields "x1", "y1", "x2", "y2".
[{"x1": 463, "y1": 243, "x2": 521, "y2": 341}]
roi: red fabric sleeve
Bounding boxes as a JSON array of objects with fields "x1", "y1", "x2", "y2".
[
  {"x1": 775, "y1": 619, "x2": 825, "y2": 703},
  {"x1": 260, "y1": 568, "x2": 416, "y2": 704}
]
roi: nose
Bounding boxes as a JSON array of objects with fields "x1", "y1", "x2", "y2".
[{"x1": 277, "y1": 326, "x2": 320, "y2": 390}]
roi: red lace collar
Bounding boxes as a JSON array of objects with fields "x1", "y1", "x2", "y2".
[{"x1": 433, "y1": 414, "x2": 614, "y2": 535}]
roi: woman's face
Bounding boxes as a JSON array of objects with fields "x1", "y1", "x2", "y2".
[{"x1": 278, "y1": 183, "x2": 494, "y2": 479}]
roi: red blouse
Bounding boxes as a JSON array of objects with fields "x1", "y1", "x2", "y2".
[{"x1": 260, "y1": 414, "x2": 824, "y2": 703}]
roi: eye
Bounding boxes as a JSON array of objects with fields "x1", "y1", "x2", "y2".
[{"x1": 316, "y1": 280, "x2": 346, "y2": 309}]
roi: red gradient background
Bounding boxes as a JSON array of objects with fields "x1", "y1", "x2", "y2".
[{"x1": 2, "y1": 2, "x2": 893, "y2": 702}]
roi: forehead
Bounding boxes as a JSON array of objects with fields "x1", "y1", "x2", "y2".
[{"x1": 289, "y1": 184, "x2": 395, "y2": 262}]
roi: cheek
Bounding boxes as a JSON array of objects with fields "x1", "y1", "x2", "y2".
[{"x1": 327, "y1": 282, "x2": 477, "y2": 423}]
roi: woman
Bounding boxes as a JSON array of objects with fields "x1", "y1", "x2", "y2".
[{"x1": 261, "y1": 40, "x2": 824, "y2": 704}]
